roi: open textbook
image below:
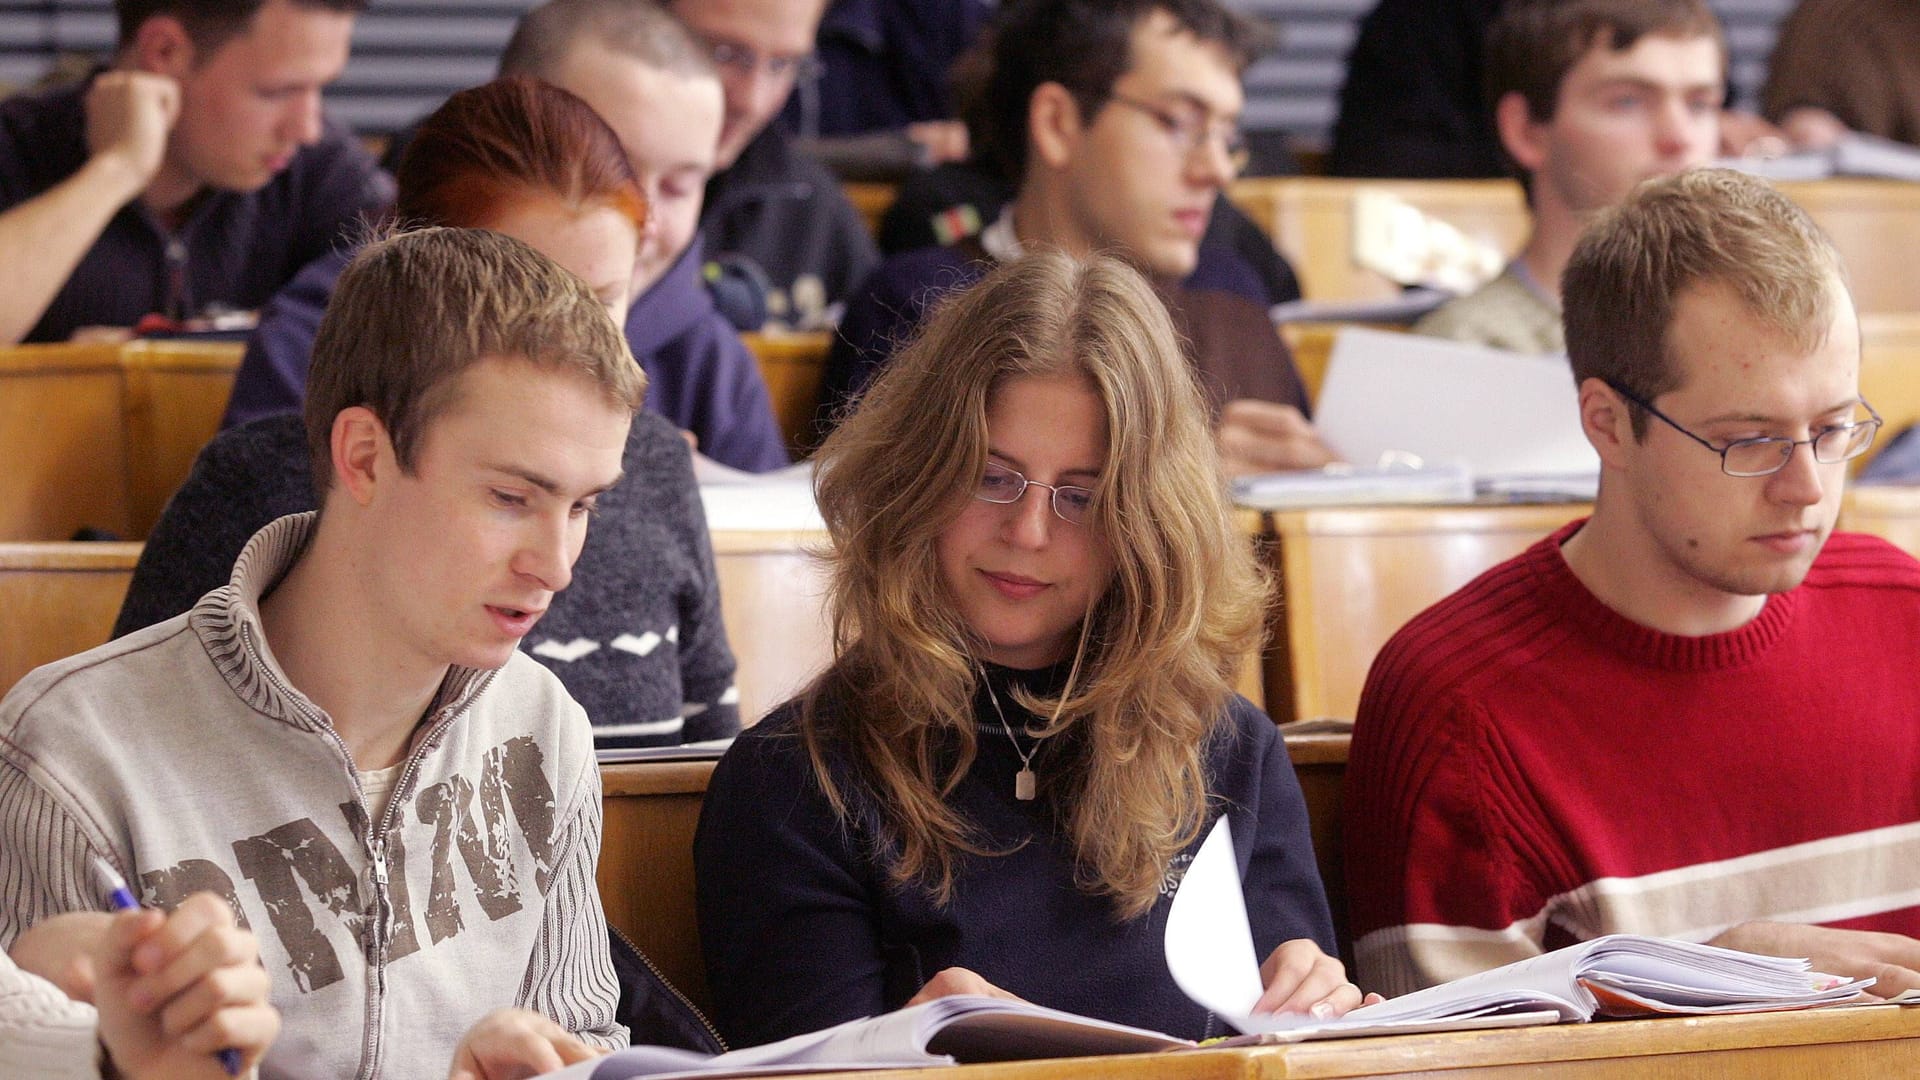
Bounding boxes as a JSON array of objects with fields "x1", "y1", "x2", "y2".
[
  {"x1": 1164, "y1": 817, "x2": 1875, "y2": 1041},
  {"x1": 546, "y1": 818, "x2": 1876, "y2": 1077},
  {"x1": 540, "y1": 996, "x2": 1190, "y2": 1079}
]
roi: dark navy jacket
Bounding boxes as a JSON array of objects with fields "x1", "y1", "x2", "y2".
[
  {"x1": 0, "y1": 77, "x2": 390, "y2": 342},
  {"x1": 222, "y1": 232, "x2": 788, "y2": 473}
]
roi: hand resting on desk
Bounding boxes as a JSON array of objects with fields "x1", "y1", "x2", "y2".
[{"x1": 1710, "y1": 922, "x2": 1920, "y2": 998}]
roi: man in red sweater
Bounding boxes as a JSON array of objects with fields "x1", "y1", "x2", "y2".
[{"x1": 1346, "y1": 167, "x2": 1920, "y2": 997}]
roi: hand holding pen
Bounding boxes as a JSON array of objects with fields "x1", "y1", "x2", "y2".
[{"x1": 92, "y1": 859, "x2": 280, "y2": 1079}]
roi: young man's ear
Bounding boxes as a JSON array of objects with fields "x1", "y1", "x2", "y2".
[
  {"x1": 329, "y1": 406, "x2": 390, "y2": 507},
  {"x1": 1027, "y1": 82, "x2": 1087, "y2": 172},
  {"x1": 127, "y1": 16, "x2": 196, "y2": 79},
  {"x1": 1494, "y1": 91, "x2": 1551, "y2": 176},
  {"x1": 1578, "y1": 376, "x2": 1638, "y2": 470}
]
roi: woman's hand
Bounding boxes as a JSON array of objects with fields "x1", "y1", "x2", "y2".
[
  {"x1": 905, "y1": 966, "x2": 1028, "y2": 1008},
  {"x1": 1254, "y1": 939, "x2": 1382, "y2": 1018}
]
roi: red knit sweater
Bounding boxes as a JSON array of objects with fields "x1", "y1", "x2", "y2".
[{"x1": 1346, "y1": 521, "x2": 1920, "y2": 995}]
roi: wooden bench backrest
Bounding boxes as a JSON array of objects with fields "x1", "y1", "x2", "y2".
[
  {"x1": 0, "y1": 346, "x2": 132, "y2": 540},
  {"x1": 0, "y1": 541, "x2": 141, "y2": 695},
  {"x1": 1, "y1": 341, "x2": 241, "y2": 541},
  {"x1": 1230, "y1": 177, "x2": 1920, "y2": 315},
  {"x1": 1842, "y1": 486, "x2": 1920, "y2": 558},
  {"x1": 1859, "y1": 314, "x2": 1920, "y2": 470},
  {"x1": 1266, "y1": 503, "x2": 1588, "y2": 726}
]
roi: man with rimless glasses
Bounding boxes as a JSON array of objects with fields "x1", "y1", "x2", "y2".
[
  {"x1": 823, "y1": 0, "x2": 1331, "y2": 476},
  {"x1": 1347, "y1": 168, "x2": 1920, "y2": 998}
]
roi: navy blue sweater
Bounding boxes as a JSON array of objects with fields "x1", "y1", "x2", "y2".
[{"x1": 694, "y1": 666, "x2": 1334, "y2": 1048}]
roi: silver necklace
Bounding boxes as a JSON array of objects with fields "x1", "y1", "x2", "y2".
[{"x1": 981, "y1": 675, "x2": 1039, "y2": 800}]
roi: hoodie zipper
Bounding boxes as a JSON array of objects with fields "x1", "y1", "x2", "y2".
[
  {"x1": 237, "y1": 621, "x2": 489, "y2": 1080},
  {"x1": 609, "y1": 923, "x2": 728, "y2": 1053}
]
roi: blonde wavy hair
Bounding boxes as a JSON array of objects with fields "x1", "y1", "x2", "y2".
[{"x1": 801, "y1": 251, "x2": 1269, "y2": 919}]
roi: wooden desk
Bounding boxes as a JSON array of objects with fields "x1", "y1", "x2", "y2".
[
  {"x1": 0, "y1": 541, "x2": 141, "y2": 694},
  {"x1": 790, "y1": 1007, "x2": 1920, "y2": 1079},
  {"x1": 741, "y1": 330, "x2": 832, "y2": 457}
]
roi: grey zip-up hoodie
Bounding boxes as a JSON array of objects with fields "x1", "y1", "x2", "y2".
[{"x1": 0, "y1": 513, "x2": 627, "y2": 1079}]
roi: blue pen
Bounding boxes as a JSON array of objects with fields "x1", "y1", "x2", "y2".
[{"x1": 93, "y1": 858, "x2": 243, "y2": 1077}]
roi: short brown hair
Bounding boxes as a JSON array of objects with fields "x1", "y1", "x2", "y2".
[
  {"x1": 1484, "y1": 0, "x2": 1724, "y2": 123},
  {"x1": 304, "y1": 226, "x2": 645, "y2": 493},
  {"x1": 117, "y1": 0, "x2": 366, "y2": 54},
  {"x1": 1562, "y1": 168, "x2": 1844, "y2": 437}
]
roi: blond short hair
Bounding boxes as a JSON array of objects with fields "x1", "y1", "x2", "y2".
[
  {"x1": 1562, "y1": 168, "x2": 1843, "y2": 437},
  {"x1": 305, "y1": 225, "x2": 644, "y2": 491}
]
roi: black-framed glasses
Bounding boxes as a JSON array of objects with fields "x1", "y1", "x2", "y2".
[
  {"x1": 974, "y1": 461, "x2": 1096, "y2": 525},
  {"x1": 696, "y1": 35, "x2": 822, "y2": 82},
  {"x1": 1608, "y1": 382, "x2": 1883, "y2": 477},
  {"x1": 1103, "y1": 91, "x2": 1251, "y2": 177}
]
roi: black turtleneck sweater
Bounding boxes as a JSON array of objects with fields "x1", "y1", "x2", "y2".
[{"x1": 693, "y1": 664, "x2": 1333, "y2": 1048}]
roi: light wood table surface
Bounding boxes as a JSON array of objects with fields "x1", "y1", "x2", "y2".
[{"x1": 776, "y1": 1006, "x2": 1920, "y2": 1080}]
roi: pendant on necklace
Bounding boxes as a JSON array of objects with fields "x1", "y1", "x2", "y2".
[{"x1": 1015, "y1": 767, "x2": 1036, "y2": 801}]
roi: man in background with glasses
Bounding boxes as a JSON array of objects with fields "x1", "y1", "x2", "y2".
[
  {"x1": 1347, "y1": 168, "x2": 1920, "y2": 998},
  {"x1": 822, "y1": 0, "x2": 1334, "y2": 476},
  {"x1": 664, "y1": 0, "x2": 879, "y2": 331}
]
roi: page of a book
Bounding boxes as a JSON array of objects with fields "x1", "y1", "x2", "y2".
[
  {"x1": 593, "y1": 738, "x2": 734, "y2": 765},
  {"x1": 1231, "y1": 462, "x2": 1474, "y2": 509},
  {"x1": 1314, "y1": 328, "x2": 1599, "y2": 484},
  {"x1": 1163, "y1": 817, "x2": 1871, "y2": 1041},
  {"x1": 541, "y1": 997, "x2": 1191, "y2": 1079}
]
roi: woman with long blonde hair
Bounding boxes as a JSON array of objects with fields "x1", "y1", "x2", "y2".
[{"x1": 695, "y1": 252, "x2": 1360, "y2": 1046}]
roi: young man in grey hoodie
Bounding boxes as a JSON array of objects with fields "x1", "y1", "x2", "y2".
[{"x1": 0, "y1": 226, "x2": 641, "y2": 1079}]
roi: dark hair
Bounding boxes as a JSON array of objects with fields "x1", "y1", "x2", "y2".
[
  {"x1": 974, "y1": 0, "x2": 1271, "y2": 182},
  {"x1": 395, "y1": 75, "x2": 647, "y2": 235},
  {"x1": 305, "y1": 226, "x2": 645, "y2": 494},
  {"x1": 1562, "y1": 169, "x2": 1842, "y2": 439},
  {"x1": 499, "y1": 0, "x2": 714, "y2": 81},
  {"x1": 117, "y1": 0, "x2": 366, "y2": 54},
  {"x1": 1484, "y1": 0, "x2": 1723, "y2": 123}
]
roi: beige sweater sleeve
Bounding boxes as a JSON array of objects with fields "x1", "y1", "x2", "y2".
[{"x1": 0, "y1": 953, "x2": 100, "y2": 1080}]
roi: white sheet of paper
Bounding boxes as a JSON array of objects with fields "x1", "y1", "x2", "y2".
[
  {"x1": 1314, "y1": 328, "x2": 1599, "y2": 481},
  {"x1": 1163, "y1": 816, "x2": 1265, "y2": 1019}
]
